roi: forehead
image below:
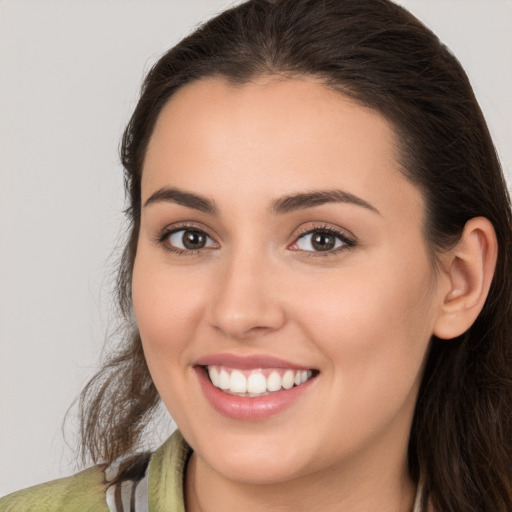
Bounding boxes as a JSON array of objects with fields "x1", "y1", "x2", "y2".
[{"x1": 142, "y1": 76, "x2": 424, "y2": 224}]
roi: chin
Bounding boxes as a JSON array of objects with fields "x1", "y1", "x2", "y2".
[
  {"x1": 210, "y1": 454, "x2": 306, "y2": 485},
  {"x1": 192, "y1": 428, "x2": 316, "y2": 484}
]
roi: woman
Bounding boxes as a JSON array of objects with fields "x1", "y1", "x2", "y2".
[{"x1": 1, "y1": 0, "x2": 511, "y2": 511}]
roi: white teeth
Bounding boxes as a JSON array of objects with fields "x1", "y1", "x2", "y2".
[
  {"x1": 230, "y1": 370, "x2": 247, "y2": 393},
  {"x1": 218, "y1": 369, "x2": 230, "y2": 390},
  {"x1": 247, "y1": 372, "x2": 267, "y2": 394},
  {"x1": 267, "y1": 371, "x2": 282, "y2": 392},
  {"x1": 281, "y1": 370, "x2": 295, "y2": 390},
  {"x1": 208, "y1": 366, "x2": 220, "y2": 387},
  {"x1": 206, "y1": 366, "x2": 315, "y2": 396}
]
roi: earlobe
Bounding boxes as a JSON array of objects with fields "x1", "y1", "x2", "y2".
[{"x1": 433, "y1": 217, "x2": 498, "y2": 340}]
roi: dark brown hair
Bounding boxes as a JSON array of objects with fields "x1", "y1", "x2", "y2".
[{"x1": 79, "y1": 1, "x2": 512, "y2": 509}]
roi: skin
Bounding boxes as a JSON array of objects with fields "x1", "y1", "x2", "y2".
[{"x1": 131, "y1": 76, "x2": 493, "y2": 511}]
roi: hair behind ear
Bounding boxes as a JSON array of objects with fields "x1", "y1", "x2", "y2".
[{"x1": 410, "y1": 215, "x2": 512, "y2": 512}]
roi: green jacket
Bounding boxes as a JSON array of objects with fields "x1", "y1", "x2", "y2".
[{"x1": 0, "y1": 430, "x2": 190, "y2": 512}]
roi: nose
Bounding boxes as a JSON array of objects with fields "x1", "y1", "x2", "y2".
[{"x1": 208, "y1": 250, "x2": 287, "y2": 340}]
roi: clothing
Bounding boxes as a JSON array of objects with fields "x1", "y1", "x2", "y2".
[
  {"x1": 0, "y1": 430, "x2": 423, "y2": 511},
  {"x1": 0, "y1": 430, "x2": 190, "y2": 512}
]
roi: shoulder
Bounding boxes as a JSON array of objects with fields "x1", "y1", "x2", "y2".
[
  {"x1": 0, "y1": 430, "x2": 191, "y2": 512},
  {"x1": 0, "y1": 465, "x2": 109, "y2": 512}
]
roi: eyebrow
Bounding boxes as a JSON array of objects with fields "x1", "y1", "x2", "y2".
[
  {"x1": 269, "y1": 189, "x2": 380, "y2": 216},
  {"x1": 143, "y1": 186, "x2": 380, "y2": 216},
  {"x1": 144, "y1": 187, "x2": 218, "y2": 214}
]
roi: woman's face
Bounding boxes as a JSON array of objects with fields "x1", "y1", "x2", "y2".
[{"x1": 132, "y1": 77, "x2": 446, "y2": 484}]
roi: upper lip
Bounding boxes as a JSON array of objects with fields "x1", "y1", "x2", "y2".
[{"x1": 194, "y1": 353, "x2": 315, "y2": 371}]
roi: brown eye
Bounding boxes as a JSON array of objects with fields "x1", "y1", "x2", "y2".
[
  {"x1": 294, "y1": 229, "x2": 351, "y2": 253},
  {"x1": 167, "y1": 229, "x2": 215, "y2": 251},
  {"x1": 311, "y1": 232, "x2": 336, "y2": 251},
  {"x1": 182, "y1": 230, "x2": 206, "y2": 249}
]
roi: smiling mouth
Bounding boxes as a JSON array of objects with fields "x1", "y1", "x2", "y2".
[{"x1": 202, "y1": 365, "x2": 319, "y2": 397}]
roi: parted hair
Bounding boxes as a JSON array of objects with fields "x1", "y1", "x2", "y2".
[{"x1": 78, "y1": 1, "x2": 512, "y2": 510}]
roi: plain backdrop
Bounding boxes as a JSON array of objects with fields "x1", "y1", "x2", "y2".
[{"x1": 1, "y1": 0, "x2": 511, "y2": 497}]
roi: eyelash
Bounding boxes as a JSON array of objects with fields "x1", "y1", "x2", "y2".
[
  {"x1": 156, "y1": 223, "x2": 356, "y2": 257},
  {"x1": 292, "y1": 224, "x2": 356, "y2": 257},
  {"x1": 156, "y1": 222, "x2": 215, "y2": 256}
]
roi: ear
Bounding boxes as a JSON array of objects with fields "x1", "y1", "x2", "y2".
[{"x1": 433, "y1": 217, "x2": 498, "y2": 340}]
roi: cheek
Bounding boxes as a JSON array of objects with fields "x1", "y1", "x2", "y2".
[
  {"x1": 296, "y1": 257, "x2": 436, "y2": 408},
  {"x1": 131, "y1": 255, "x2": 213, "y2": 427},
  {"x1": 131, "y1": 254, "x2": 206, "y2": 367}
]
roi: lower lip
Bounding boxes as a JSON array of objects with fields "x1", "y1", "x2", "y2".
[{"x1": 195, "y1": 367, "x2": 316, "y2": 421}]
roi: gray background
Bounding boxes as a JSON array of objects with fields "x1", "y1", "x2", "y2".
[{"x1": 1, "y1": 0, "x2": 511, "y2": 497}]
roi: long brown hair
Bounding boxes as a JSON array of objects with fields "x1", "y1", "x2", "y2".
[{"x1": 79, "y1": 1, "x2": 512, "y2": 509}]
